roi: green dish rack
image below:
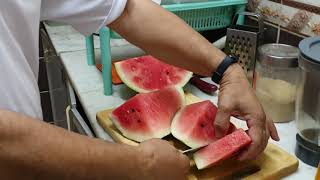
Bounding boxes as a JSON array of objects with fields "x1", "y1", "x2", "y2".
[
  {"x1": 86, "y1": 0, "x2": 248, "y2": 95},
  {"x1": 163, "y1": 0, "x2": 247, "y2": 31}
]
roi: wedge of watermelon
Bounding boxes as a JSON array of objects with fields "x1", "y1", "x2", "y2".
[
  {"x1": 193, "y1": 129, "x2": 252, "y2": 170},
  {"x1": 110, "y1": 87, "x2": 185, "y2": 142},
  {"x1": 115, "y1": 56, "x2": 193, "y2": 93},
  {"x1": 171, "y1": 100, "x2": 236, "y2": 148}
]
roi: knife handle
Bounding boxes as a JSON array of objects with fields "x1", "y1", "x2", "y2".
[{"x1": 190, "y1": 77, "x2": 218, "y2": 95}]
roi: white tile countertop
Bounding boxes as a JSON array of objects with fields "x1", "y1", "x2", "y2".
[
  {"x1": 45, "y1": 24, "x2": 317, "y2": 179},
  {"x1": 44, "y1": 22, "x2": 144, "y2": 59},
  {"x1": 44, "y1": 23, "x2": 101, "y2": 54}
]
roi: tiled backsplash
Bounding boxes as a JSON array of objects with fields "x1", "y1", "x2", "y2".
[
  {"x1": 246, "y1": 18, "x2": 304, "y2": 47},
  {"x1": 248, "y1": 0, "x2": 320, "y2": 36}
]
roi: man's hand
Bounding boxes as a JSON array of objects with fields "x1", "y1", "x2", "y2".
[
  {"x1": 0, "y1": 110, "x2": 190, "y2": 180},
  {"x1": 137, "y1": 139, "x2": 190, "y2": 180},
  {"x1": 214, "y1": 64, "x2": 280, "y2": 161}
]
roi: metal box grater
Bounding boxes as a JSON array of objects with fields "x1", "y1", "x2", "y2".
[{"x1": 225, "y1": 12, "x2": 264, "y2": 86}]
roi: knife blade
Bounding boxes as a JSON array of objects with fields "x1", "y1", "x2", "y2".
[{"x1": 180, "y1": 145, "x2": 208, "y2": 155}]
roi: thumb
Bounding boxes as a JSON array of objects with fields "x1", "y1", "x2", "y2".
[
  {"x1": 214, "y1": 108, "x2": 231, "y2": 138},
  {"x1": 266, "y1": 116, "x2": 280, "y2": 141}
]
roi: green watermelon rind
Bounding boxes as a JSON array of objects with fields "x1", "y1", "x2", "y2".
[
  {"x1": 114, "y1": 60, "x2": 193, "y2": 93},
  {"x1": 109, "y1": 113, "x2": 153, "y2": 142},
  {"x1": 109, "y1": 87, "x2": 186, "y2": 142}
]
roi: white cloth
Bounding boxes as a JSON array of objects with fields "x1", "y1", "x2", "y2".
[{"x1": 0, "y1": 0, "x2": 127, "y2": 119}]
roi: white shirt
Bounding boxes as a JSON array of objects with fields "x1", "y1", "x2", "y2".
[{"x1": 0, "y1": 0, "x2": 127, "y2": 119}]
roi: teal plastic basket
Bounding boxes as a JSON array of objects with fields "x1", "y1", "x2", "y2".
[
  {"x1": 109, "y1": 0, "x2": 247, "y2": 38},
  {"x1": 163, "y1": 0, "x2": 248, "y2": 31}
]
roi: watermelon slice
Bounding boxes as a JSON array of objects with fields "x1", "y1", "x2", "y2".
[
  {"x1": 193, "y1": 129, "x2": 252, "y2": 170},
  {"x1": 115, "y1": 55, "x2": 193, "y2": 93},
  {"x1": 171, "y1": 100, "x2": 236, "y2": 148},
  {"x1": 110, "y1": 87, "x2": 185, "y2": 142},
  {"x1": 96, "y1": 63, "x2": 123, "y2": 84}
]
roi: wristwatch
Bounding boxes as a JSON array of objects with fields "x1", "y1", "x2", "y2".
[{"x1": 211, "y1": 55, "x2": 239, "y2": 84}]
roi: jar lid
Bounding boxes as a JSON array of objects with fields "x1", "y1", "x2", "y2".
[
  {"x1": 258, "y1": 43, "x2": 299, "y2": 68},
  {"x1": 299, "y1": 36, "x2": 320, "y2": 64}
]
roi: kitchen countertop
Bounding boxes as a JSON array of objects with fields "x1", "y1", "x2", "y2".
[
  {"x1": 44, "y1": 23, "x2": 144, "y2": 59},
  {"x1": 45, "y1": 23, "x2": 317, "y2": 179}
]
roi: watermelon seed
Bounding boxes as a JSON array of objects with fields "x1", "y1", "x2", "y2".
[
  {"x1": 166, "y1": 71, "x2": 170, "y2": 75},
  {"x1": 200, "y1": 123, "x2": 205, "y2": 127},
  {"x1": 131, "y1": 109, "x2": 135, "y2": 112},
  {"x1": 137, "y1": 119, "x2": 141, "y2": 123}
]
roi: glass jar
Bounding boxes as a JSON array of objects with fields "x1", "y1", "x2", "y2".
[
  {"x1": 295, "y1": 37, "x2": 320, "y2": 167},
  {"x1": 255, "y1": 44, "x2": 299, "y2": 123}
]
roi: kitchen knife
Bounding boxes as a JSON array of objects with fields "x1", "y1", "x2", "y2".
[{"x1": 180, "y1": 145, "x2": 208, "y2": 155}]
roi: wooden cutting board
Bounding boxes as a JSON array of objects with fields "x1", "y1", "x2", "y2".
[{"x1": 96, "y1": 92, "x2": 299, "y2": 179}]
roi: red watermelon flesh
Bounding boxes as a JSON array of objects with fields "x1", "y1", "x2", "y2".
[
  {"x1": 171, "y1": 100, "x2": 236, "y2": 148},
  {"x1": 193, "y1": 129, "x2": 252, "y2": 170},
  {"x1": 110, "y1": 87, "x2": 185, "y2": 142},
  {"x1": 115, "y1": 55, "x2": 193, "y2": 93}
]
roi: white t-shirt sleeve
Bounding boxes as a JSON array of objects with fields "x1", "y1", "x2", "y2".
[{"x1": 41, "y1": 0, "x2": 127, "y2": 36}]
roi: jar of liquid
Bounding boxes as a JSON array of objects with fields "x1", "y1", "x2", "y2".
[{"x1": 255, "y1": 44, "x2": 300, "y2": 123}]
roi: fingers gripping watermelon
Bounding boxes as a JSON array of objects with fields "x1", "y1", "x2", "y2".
[
  {"x1": 171, "y1": 100, "x2": 236, "y2": 148},
  {"x1": 110, "y1": 87, "x2": 185, "y2": 142},
  {"x1": 115, "y1": 56, "x2": 193, "y2": 93},
  {"x1": 193, "y1": 129, "x2": 252, "y2": 170}
]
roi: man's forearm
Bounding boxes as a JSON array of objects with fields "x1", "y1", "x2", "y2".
[
  {"x1": 109, "y1": 0, "x2": 226, "y2": 76},
  {"x1": 0, "y1": 110, "x2": 141, "y2": 180}
]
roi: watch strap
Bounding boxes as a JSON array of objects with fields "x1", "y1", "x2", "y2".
[{"x1": 211, "y1": 56, "x2": 239, "y2": 84}]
